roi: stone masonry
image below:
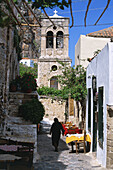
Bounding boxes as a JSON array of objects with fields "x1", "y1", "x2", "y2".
[
  {"x1": 0, "y1": 26, "x2": 19, "y2": 134},
  {"x1": 38, "y1": 11, "x2": 72, "y2": 88},
  {"x1": 39, "y1": 96, "x2": 66, "y2": 122},
  {"x1": 107, "y1": 105, "x2": 113, "y2": 169},
  {"x1": 4, "y1": 92, "x2": 39, "y2": 163}
]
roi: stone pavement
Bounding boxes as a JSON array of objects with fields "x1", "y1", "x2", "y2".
[{"x1": 33, "y1": 120, "x2": 108, "y2": 170}]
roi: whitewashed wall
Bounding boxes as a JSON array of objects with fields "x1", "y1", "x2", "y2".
[
  {"x1": 75, "y1": 35, "x2": 110, "y2": 68},
  {"x1": 86, "y1": 42, "x2": 113, "y2": 167},
  {"x1": 20, "y1": 58, "x2": 34, "y2": 67}
]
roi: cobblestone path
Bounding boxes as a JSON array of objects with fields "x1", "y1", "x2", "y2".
[{"x1": 33, "y1": 122, "x2": 107, "y2": 170}]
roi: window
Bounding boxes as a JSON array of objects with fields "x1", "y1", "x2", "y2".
[
  {"x1": 56, "y1": 31, "x2": 63, "y2": 48},
  {"x1": 51, "y1": 65, "x2": 57, "y2": 71},
  {"x1": 46, "y1": 31, "x2": 53, "y2": 48},
  {"x1": 98, "y1": 86, "x2": 104, "y2": 148},
  {"x1": 50, "y1": 77, "x2": 58, "y2": 89},
  {"x1": 88, "y1": 88, "x2": 91, "y2": 131}
]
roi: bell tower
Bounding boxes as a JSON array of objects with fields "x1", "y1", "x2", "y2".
[{"x1": 38, "y1": 10, "x2": 72, "y2": 89}]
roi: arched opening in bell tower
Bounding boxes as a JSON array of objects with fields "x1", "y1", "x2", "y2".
[
  {"x1": 56, "y1": 31, "x2": 63, "y2": 48},
  {"x1": 46, "y1": 31, "x2": 53, "y2": 48}
]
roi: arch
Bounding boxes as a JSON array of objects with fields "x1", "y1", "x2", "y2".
[
  {"x1": 50, "y1": 77, "x2": 58, "y2": 89},
  {"x1": 46, "y1": 31, "x2": 53, "y2": 48},
  {"x1": 56, "y1": 31, "x2": 63, "y2": 48}
]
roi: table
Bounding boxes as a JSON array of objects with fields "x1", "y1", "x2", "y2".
[
  {"x1": 0, "y1": 154, "x2": 21, "y2": 170},
  {"x1": 66, "y1": 133, "x2": 91, "y2": 143},
  {"x1": 66, "y1": 133, "x2": 91, "y2": 153}
]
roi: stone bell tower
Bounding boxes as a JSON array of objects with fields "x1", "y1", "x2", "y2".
[{"x1": 38, "y1": 10, "x2": 72, "y2": 89}]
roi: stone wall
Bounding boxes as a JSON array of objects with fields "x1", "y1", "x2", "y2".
[
  {"x1": 4, "y1": 92, "x2": 39, "y2": 163},
  {"x1": 107, "y1": 105, "x2": 113, "y2": 169},
  {"x1": 20, "y1": 8, "x2": 41, "y2": 59},
  {"x1": 0, "y1": 27, "x2": 19, "y2": 134},
  {"x1": 0, "y1": 91, "x2": 38, "y2": 135},
  {"x1": 8, "y1": 92, "x2": 38, "y2": 116},
  {"x1": 39, "y1": 96, "x2": 66, "y2": 122}
]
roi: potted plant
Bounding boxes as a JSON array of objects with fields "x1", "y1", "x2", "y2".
[
  {"x1": 9, "y1": 80, "x2": 17, "y2": 92},
  {"x1": 21, "y1": 72, "x2": 37, "y2": 93},
  {"x1": 9, "y1": 75, "x2": 22, "y2": 92}
]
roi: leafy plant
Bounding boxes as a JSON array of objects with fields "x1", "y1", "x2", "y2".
[
  {"x1": 57, "y1": 62, "x2": 87, "y2": 123},
  {"x1": 19, "y1": 98, "x2": 45, "y2": 124},
  {"x1": 93, "y1": 49, "x2": 101, "y2": 57},
  {"x1": 9, "y1": 73, "x2": 37, "y2": 92},
  {"x1": 57, "y1": 62, "x2": 87, "y2": 102},
  {"x1": 37, "y1": 86, "x2": 62, "y2": 97},
  {"x1": 19, "y1": 63, "x2": 38, "y2": 78},
  {"x1": 29, "y1": 0, "x2": 69, "y2": 10},
  {"x1": 21, "y1": 72, "x2": 37, "y2": 92}
]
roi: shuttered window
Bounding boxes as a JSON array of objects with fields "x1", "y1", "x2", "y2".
[
  {"x1": 98, "y1": 86, "x2": 103, "y2": 148},
  {"x1": 88, "y1": 88, "x2": 91, "y2": 131}
]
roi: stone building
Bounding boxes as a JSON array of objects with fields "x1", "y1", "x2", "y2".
[
  {"x1": 37, "y1": 10, "x2": 72, "y2": 122},
  {"x1": 38, "y1": 10, "x2": 72, "y2": 89}
]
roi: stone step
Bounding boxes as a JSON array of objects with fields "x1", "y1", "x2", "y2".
[{"x1": 6, "y1": 116, "x2": 32, "y2": 125}]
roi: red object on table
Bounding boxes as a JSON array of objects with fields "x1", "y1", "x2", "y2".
[
  {"x1": 62, "y1": 124, "x2": 82, "y2": 135},
  {"x1": 62, "y1": 124, "x2": 68, "y2": 135}
]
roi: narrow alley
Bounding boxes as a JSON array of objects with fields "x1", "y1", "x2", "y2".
[{"x1": 33, "y1": 120, "x2": 107, "y2": 170}]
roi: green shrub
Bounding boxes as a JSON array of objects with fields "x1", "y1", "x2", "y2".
[
  {"x1": 37, "y1": 86, "x2": 69, "y2": 99},
  {"x1": 19, "y1": 63, "x2": 37, "y2": 78},
  {"x1": 37, "y1": 86, "x2": 61, "y2": 96},
  {"x1": 19, "y1": 98, "x2": 45, "y2": 124}
]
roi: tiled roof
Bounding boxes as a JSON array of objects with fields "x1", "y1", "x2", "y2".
[{"x1": 86, "y1": 26, "x2": 113, "y2": 38}]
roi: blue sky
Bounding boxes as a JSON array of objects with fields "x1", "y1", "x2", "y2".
[{"x1": 42, "y1": 0, "x2": 113, "y2": 66}]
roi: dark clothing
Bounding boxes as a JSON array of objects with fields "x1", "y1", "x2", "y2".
[{"x1": 50, "y1": 121, "x2": 64, "y2": 150}]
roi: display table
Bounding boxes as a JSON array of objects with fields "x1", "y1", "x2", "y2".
[
  {"x1": 66, "y1": 133, "x2": 91, "y2": 153},
  {"x1": 66, "y1": 133, "x2": 91, "y2": 144}
]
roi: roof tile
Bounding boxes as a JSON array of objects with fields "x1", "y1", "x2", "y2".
[{"x1": 87, "y1": 26, "x2": 113, "y2": 38}]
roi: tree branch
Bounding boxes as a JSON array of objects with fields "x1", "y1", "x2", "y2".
[
  {"x1": 0, "y1": 8, "x2": 17, "y2": 25},
  {"x1": 84, "y1": 0, "x2": 92, "y2": 27},
  {"x1": 43, "y1": 8, "x2": 56, "y2": 29},
  {"x1": 10, "y1": 0, "x2": 30, "y2": 26},
  {"x1": 4, "y1": 0, "x2": 21, "y2": 26},
  {"x1": 94, "y1": 0, "x2": 111, "y2": 25},
  {"x1": 68, "y1": 0, "x2": 74, "y2": 28},
  {"x1": 22, "y1": 0, "x2": 42, "y2": 28}
]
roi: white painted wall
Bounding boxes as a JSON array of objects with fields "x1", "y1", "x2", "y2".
[
  {"x1": 86, "y1": 42, "x2": 113, "y2": 167},
  {"x1": 20, "y1": 58, "x2": 34, "y2": 67},
  {"x1": 75, "y1": 35, "x2": 110, "y2": 68}
]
